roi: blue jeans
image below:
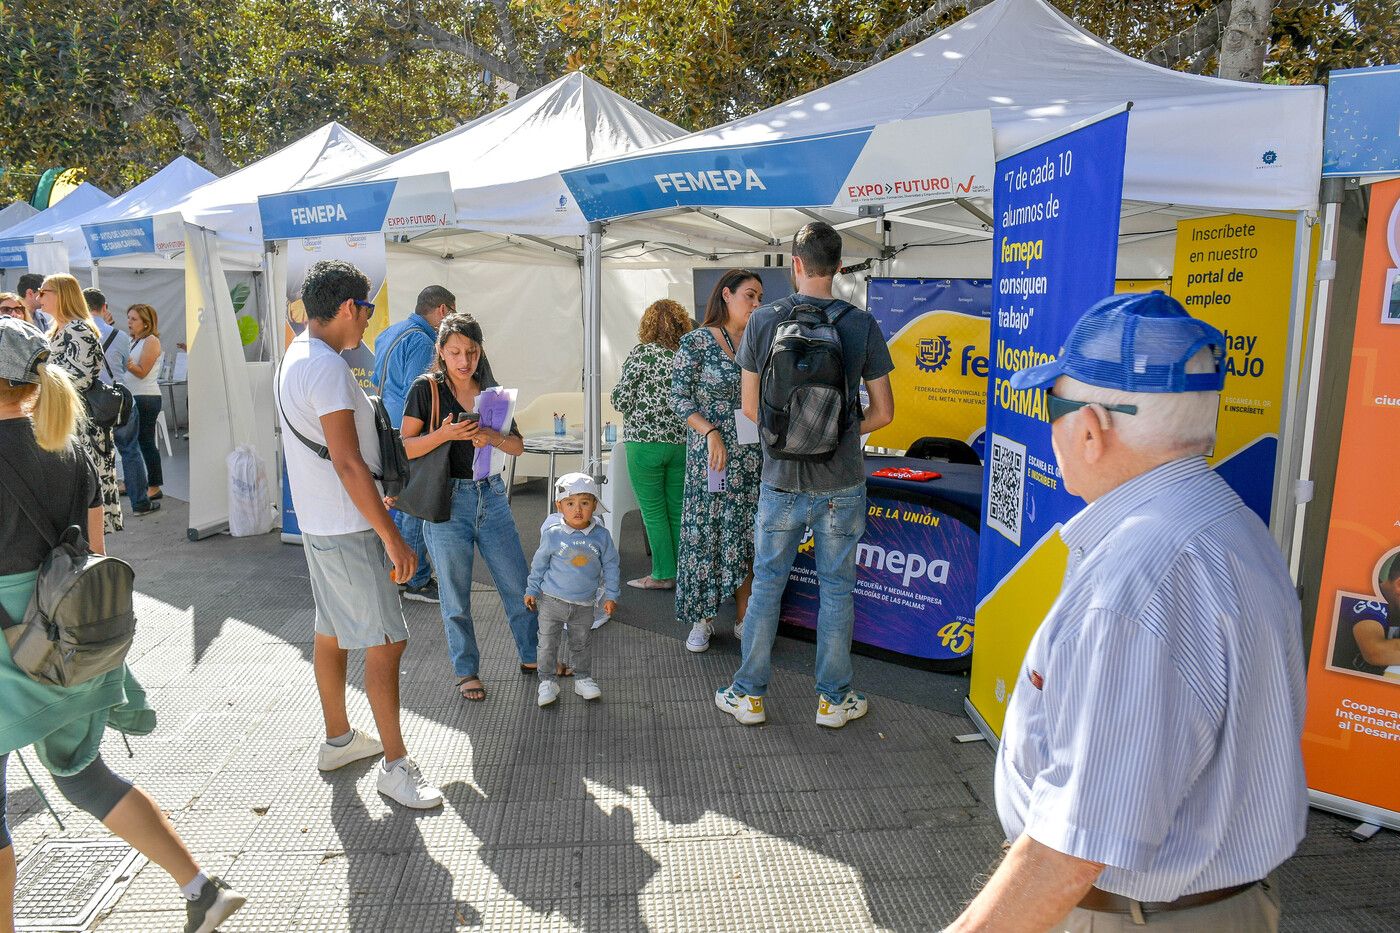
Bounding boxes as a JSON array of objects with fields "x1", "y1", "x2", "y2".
[
  {"x1": 732, "y1": 482, "x2": 866, "y2": 703},
  {"x1": 422, "y1": 475, "x2": 538, "y2": 678},
  {"x1": 114, "y1": 407, "x2": 148, "y2": 509},
  {"x1": 392, "y1": 508, "x2": 432, "y2": 588}
]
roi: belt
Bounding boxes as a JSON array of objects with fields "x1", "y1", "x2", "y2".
[{"x1": 1078, "y1": 881, "x2": 1258, "y2": 914}]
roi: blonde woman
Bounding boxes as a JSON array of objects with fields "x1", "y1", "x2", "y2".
[
  {"x1": 37, "y1": 274, "x2": 121, "y2": 532},
  {"x1": 124, "y1": 303, "x2": 164, "y2": 504},
  {"x1": 0, "y1": 319, "x2": 247, "y2": 932},
  {"x1": 0, "y1": 294, "x2": 27, "y2": 323}
]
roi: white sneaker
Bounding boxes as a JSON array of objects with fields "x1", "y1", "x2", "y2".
[
  {"x1": 715, "y1": 686, "x2": 766, "y2": 725},
  {"x1": 816, "y1": 692, "x2": 869, "y2": 729},
  {"x1": 538, "y1": 681, "x2": 561, "y2": 706},
  {"x1": 734, "y1": 618, "x2": 745, "y2": 641},
  {"x1": 686, "y1": 620, "x2": 714, "y2": 653},
  {"x1": 574, "y1": 677, "x2": 601, "y2": 700},
  {"x1": 376, "y1": 758, "x2": 443, "y2": 809},
  {"x1": 316, "y1": 729, "x2": 383, "y2": 772}
]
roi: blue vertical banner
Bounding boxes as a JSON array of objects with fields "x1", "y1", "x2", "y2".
[{"x1": 968, "y1": 109, "x2": 1130, "y2": 738}]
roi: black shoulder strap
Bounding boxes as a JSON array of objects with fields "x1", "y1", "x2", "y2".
[
  {"x1": 102, "y1": 329, "x2": 117, "y2": 352},
  {"x1": 274, "y1": 364, "x2": 331, "y2": 461},
  {"x1": 97, "y1": 334, "x2": 120, "y2": 383}
]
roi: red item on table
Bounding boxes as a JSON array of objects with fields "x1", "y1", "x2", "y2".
[{"x1": 871, "y1": 467, "x2": 942, "y2": 481}]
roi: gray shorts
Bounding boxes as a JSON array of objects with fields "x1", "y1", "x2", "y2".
[{"x1": 302, "y1": 529, "x2": 409, "y2": 649}]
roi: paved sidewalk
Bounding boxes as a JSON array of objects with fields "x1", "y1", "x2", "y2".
[{"x1": 7, "y1": 495, "x2": 1400, "y2": 932}]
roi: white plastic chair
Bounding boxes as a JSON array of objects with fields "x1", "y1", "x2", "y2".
[
  {"x1": 601, "y1": 441, "x2": 641, "y2": 552},
  {"x1": 154, "y1": 409, "x2": 174, "y2": 456}
]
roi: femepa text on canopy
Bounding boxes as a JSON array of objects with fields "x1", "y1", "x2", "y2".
[
  {"x1": 654, "y1": 169, "x2": 767, "y2": 194},
  {"x1": 290, "y1": 204, "x2": 349, "y2": 225}
]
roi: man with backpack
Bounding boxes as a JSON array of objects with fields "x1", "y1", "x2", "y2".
[
  {"x1": 370, "y1": 285, "x2": 455, "y2": 604},
  {"x1": 716, "y1": 221, "x2": 895, "y2": 729},
  {"x1": 279, "y1": 259, "x2": 442, "y2": 808}
]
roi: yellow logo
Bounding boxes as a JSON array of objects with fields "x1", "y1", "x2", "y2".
[{"x1": 570, "y1": 554, "x2": 590, "y2": 568}]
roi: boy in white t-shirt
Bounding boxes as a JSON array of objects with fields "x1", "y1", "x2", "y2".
[{"x1": 278, "y1": 259, "x2": 442, "y2": 809}]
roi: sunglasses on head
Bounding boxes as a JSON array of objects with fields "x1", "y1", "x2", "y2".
[{"x1": 1046, "y1": 391, "x2": 1137, "y2": 423}]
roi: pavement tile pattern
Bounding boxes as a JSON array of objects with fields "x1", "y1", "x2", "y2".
[{"x1": 6, "y1": 495, "x2": 1399, "y2": 932}]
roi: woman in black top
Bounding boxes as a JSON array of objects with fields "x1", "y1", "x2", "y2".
[
  {"x1": 399, "y1": 312, "x2": 539, "y2": 702},
  {"x1": 0, "y1": 320, "x2": 245, "y2": 932}
]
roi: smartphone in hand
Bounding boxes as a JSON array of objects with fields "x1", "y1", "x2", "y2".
[{"x1": 458, "y1": 412, "x2": 481, "y2": 424}]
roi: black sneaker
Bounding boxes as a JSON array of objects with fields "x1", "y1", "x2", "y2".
[
  {"x1": 184, "y1": 877, "x2": 246, "y2": 933},
  {"x1": 402, "y1": 580, "x2": 440, "y2": 603},
  {"x1": 133, "y1": 500, "x2": 162, "y2": 515}
]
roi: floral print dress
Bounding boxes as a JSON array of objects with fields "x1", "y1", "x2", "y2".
[
  {"x1": 53, "y1": 322, "x2": 122, "y2": 533},
  {"x1": 669, "y1": 328, "x2": 761, "y2": 625},
  {"x1": 611, "y1": 342, "x2": 686, "y2": 444}
]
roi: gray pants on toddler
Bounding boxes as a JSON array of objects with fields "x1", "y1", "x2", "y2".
[{"x1": 538, "y1": 594, "x2": 594, "y2": 682}]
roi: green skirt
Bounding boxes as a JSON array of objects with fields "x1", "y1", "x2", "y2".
[{"x1": 0, "y1": 570, "x2": 154, "y2": 776}]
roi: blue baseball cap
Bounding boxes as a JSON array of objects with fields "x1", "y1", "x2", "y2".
[{"x1": 1008, "y1": 291, "x2": 1226, "y2": 394}]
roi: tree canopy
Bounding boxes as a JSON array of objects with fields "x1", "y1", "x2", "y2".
[{"x1": 2, "y1": 0, "x2": 1394, "y2": 204}]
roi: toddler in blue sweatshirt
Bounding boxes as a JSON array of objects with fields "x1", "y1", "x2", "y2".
[{"x1": 525, "y1": 472, "x2": 620, "y2": 706}]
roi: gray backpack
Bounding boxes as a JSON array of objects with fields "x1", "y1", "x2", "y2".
[{"x1": 0, "y1": 446, "x2": 136, "y2": 687}]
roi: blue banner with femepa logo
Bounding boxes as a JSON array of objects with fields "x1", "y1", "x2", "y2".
[
  {"x1": 968, "y1": 108, "x2": 1129, "y2": 739},
  {"x1": 1324, "y1": 66, "x2": 1400, "y2": 177},
  {"x1": 562, "y1": 111, "x2": 994, "y2": 221},
  {"x1": 866, "y1": 278, "x2": 992, "y2": 456},
  {"x1": 257, "y1": 172, "x2": 456, "y2": 241}
]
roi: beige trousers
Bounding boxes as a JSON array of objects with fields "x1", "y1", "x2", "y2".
[{"x1": 1059, "y1": 878, "x2": 1279, "y2": 932}]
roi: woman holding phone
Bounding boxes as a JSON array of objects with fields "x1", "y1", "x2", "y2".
[{"x1": 398, "y1": 313, "x2": 538, "y2": 702}]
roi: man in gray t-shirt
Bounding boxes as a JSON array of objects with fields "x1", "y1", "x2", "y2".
[{"x1": 716, "y1": 221, "x2": 895, "y2": 731}]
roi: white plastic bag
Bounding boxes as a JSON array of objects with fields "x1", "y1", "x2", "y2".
[{"x1": 227, "y1": 445, "x2": 274, "y2": 537}]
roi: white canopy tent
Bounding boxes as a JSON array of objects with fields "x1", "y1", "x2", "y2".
[
  {"x1": 99, "y1": 123, "x2": 388, "y2": 539},
  {"x1": 27, "y1": 156, "x2": 218, "y2": 274},
  {"x1": 257, "y1": 74, "x2": 691, "y2": 483},
  {"x1": 0, "y1": 201, "x2": 37, "y2": 234},
  {"x1": 555, "y1": 0, "x2": 1325, "y2": 552},
  {"x1": 0, "y1": 184, "x2": 111, "y2": 282}
]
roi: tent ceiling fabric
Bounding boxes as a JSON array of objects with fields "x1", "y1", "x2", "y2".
[
  {"x1": 323, "y1": 72, "x2": 687, "y2": 236},
  {"x1": 598, "y1": 0, "x2": 1323, "y2": 213},
  {"x1": 27, "y1": 156, "x2": 218, "y2": 270}
]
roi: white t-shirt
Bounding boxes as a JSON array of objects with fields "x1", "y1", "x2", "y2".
[{"x1": 279, "y1": 333, "x2": 382, "y2": 537}]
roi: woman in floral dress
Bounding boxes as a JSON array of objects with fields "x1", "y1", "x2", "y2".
[
  {"x1": 39, "y1": 274, "x2": 122, "y2": 533},
  {"x1": 670, "y1": 270, "x2": 765, "y2": 653},
  {"x1": 611, "y1": 299, "x2": 692, "y2": 591}
]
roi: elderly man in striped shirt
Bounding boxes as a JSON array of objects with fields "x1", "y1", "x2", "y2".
[{"x1": 950, "y1": 292, "x2": 1306, "y2": 932}]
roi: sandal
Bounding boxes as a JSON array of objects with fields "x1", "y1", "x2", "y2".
[
  {"x1": 519, "y1": 663, "x2": 538, "y2": 674},
  {"x1": 627, "y1": 576, "x2": 676, "y2": 590},
  {"x1": 456, "y1": 677, "x2": 486, "y2": 701}
]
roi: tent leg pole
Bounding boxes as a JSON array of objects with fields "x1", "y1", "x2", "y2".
[
  {"x1": 90, "y1": 261, "x2": 100, "y2": 290},
  {"x1": 582, "y1": 224, "x2": 604, "y2": 478},
  {"x1": 1269, "y1": 209, "x2": 1317, "y2": 560},
  {"x1": 262, "y1": 245, "x2": 286, "y2": 527},
  {"x1": 1287, "y1": 182, "x2": 1343, "y2": 582}
]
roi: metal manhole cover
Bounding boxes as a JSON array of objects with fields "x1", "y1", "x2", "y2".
[{"x1": 14, "y1": 839, "x2": 145, "y2": 931}]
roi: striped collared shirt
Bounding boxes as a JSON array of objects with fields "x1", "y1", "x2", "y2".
[{"x1": 994, "y1": 457, "x2": 1307, "y2": 902}]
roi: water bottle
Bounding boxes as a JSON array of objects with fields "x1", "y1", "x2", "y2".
[
  {"x1": 604, "y1": 421, "x2": 617, "y2": 443},
  {"x1": 553, "y1": 413, "x2": 566, "y2": 436}
]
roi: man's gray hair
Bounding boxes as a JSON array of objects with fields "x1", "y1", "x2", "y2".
[
  {"x1": 415, "y1": 285, "x2": 455, "y2": 317},
  {"x1": 1057, "y1": 348, "x2": 1219, "y2": 455}
]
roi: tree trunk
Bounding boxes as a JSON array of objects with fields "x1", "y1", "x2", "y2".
[{"x1": 1216, "y1": 0, "x2": 1274, "y2": 82}]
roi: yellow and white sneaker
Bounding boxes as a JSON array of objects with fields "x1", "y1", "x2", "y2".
[
  {"x1": 816, "y1": 692, "x2": 868, "y2": 729},
  {"x1": 715, "y1": 686, "x2": 766, "y2": 725}
]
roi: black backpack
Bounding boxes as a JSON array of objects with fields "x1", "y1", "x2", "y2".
[
  {"x1": 758, "y1": 301, "x2": 855, "y2": 462},
  {"x1": 276, "y1": 370, "x2": 411, "y2": 499},
  {"x1": 0, "y1": 445, "x2": 136, "y2": 687}
]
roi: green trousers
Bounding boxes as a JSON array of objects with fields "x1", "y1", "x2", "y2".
[{"x1": 625, "y1": 441, "x2": 685, "y2": 581}]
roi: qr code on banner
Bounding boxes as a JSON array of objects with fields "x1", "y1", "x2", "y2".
[{"x1": 987, "y1": 433, "x2": 1026, "y2": 546}]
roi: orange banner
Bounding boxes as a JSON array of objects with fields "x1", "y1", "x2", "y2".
[{"x1": 1302, "y1": 179, "x2": 1400, "y2": 825}]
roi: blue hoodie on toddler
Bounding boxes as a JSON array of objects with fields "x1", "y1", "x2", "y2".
[{"x1": 526, "y1": 514, "x2": 621, "y2": 606}]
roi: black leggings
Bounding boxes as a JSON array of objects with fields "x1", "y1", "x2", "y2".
[
  {"x1": 0, "y1": 752, "x2": 134, "y2": 849},
  {"x1": 133, "y1": 395, "x2": 163, "y2": 487}
]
